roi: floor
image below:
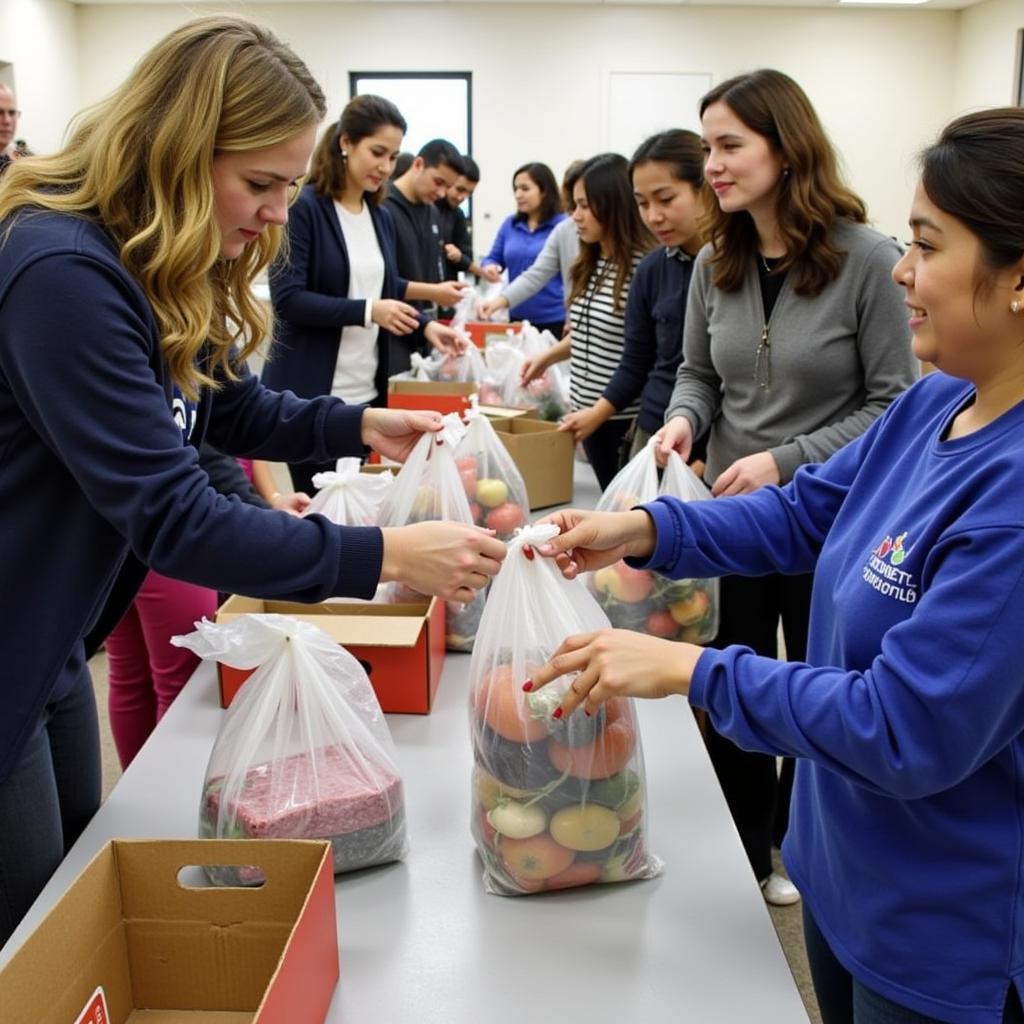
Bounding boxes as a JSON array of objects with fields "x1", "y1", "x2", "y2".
[{"x1": 87, "y1": 647, "x2": 822, "y2": 1023}]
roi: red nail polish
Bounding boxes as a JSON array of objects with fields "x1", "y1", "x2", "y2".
[
  {"x1": 522, "y1": 546, "x2": 535, "y2": 561},
  {"x1": 552, "y1": 707, "x2": 564, "y2": 720},
  {"x1": 522, "y1": 680, "x2": 533, "y2": 692},
  {"x1": 584, "y1": 708, "x2": 592, "y2": 718}
]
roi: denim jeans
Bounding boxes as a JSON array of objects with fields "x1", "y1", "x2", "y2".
[
  {"x1": 0, "y1": 667, "x2": 101, "y2": 949},
  {"x1": 804, "y1": 903, "x2": 1024, "y2": 1024}
]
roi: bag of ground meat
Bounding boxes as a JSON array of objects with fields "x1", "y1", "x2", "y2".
[
  {"x1": 455, "y1": 394, "x2": 530, "y2": 541},
  {"x1": 375, "y1": 411, "x2": 485, "y2": 651},
  {"x1": 173, "y1": 614, "x2": 407, "y2": 881},
  {"x1": 304, "y1": 457, "x2": 394, "y2": 527},
  {"x1": 587, "y1": 438, "x2": 719, "y2": 644},
  {"x1": 470, "y1": 522, "x2": 662, "y2": 895}
]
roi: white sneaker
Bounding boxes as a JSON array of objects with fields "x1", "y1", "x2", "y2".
[{"x1": 760, "y1": 872, "x2": 800, "y2": 906}]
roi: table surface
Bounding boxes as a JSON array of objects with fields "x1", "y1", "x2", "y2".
[{"x1": 1, "y1": 461, "x2": 808, "y2": 1022}]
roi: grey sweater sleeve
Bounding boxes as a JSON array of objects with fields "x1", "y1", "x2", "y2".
[
  {"x1": 501, "y1": 218, "x2": 578, "y2": 309},
  {"x1": 768, "y1": 233, "x2": 916, "y2": 481}
]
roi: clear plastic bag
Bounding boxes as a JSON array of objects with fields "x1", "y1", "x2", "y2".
[
  {"x1": 470, "y1": 523, "x2": 662, "y2": 895},
  {"x1": 172, "y1": 614, "x2": 407, "y2": 880},
  {"x1": 587, "y1": 439, "x2": 719, "y2": 643},
  {"x1": 455, "y1": 395, "x2": 530, "y2": 540},
  {"x1": 375, "y1": 412, "x2": 485, "y2": 651},
  {"x1": 304, "y1": 457, "x2": 394, "y2": 527},
  {"x1": 483, "y1": 323, "x2": 568, "y2": 422},
  {"x1": 477, "y1": 274, "x2": 510, "y2": 322}
]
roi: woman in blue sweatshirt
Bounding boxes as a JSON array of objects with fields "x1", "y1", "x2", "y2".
[
  {"x1": 529, "y1": 108, "x2": 1024, "y2": 1024},
  {"x1": 266, "y1": 95, "x2": 463, "y2": 494},
  {"x1": 479, "y1": 162, "x2": 567, "y2": 336},
  {"x1": 0, "y1": 16, "x2": 505, "y2": 948}
]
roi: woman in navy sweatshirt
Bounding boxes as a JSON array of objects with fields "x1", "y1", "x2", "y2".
[
  {"x1": 266, "y1": 95, "x2": 463, "y2": 494},
  {"x1": 530, "y1": 108, "x2": 1024, "y2": 1024},
  {"x1": 0, "y1": 16, "x2": 505, "y2": 947},
  {"x1": 601, "y1": 130, "x2": 705, "y2": 462}
]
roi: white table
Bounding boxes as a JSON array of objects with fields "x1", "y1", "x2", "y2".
[{"x1": 1, "y1": 462, "x2": 808, "y2": 1022}]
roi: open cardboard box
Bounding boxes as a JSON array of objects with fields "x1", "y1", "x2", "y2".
[
  {"x1": 487, "y1": 416, "x2": 575, "y2": 510},
  {"x1": 386, "y1": 379, "x2": 476, "y2": 417},
  {"x1": 0, "y1": 839, "x2": 338, "y2": 1024},
  {"x1": 459, "y1": 321, "x2": 520, "y2": 349},
  {"x1": 215, "y1": 595, "x2": 446, "y2": 714}
]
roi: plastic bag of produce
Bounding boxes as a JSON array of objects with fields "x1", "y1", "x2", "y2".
[
  {"x1": 455, "y1": 395, "x2": 530, "y2": 541},
  {"x1": 304, "y1": 457, "x2": 394, "y2": 527},
  {"x1": 375, "y1": 412, "x2": 485, "y2": 651},
  {"x1": 470, "y1": 522, "x2": 662, "y2": 895},
  {"x1": 587, "y1": 439, "x2": 718, "y2": 644},
  {"x1": 173, "y1": 614, "x2": 407, "y2": 881}
]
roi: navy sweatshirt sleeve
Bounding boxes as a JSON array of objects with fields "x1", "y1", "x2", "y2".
[
  {"x1": 603, "y1": 253, "x2": 658, "y2": 412},
  {"x1": 2, "y1": 251, "x2": 383, "y2": 601}
]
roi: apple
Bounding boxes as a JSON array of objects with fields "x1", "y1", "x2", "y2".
[
  {"x1": 456, "y1": 455, "x2": 478, "y2": 498},
  {"x1": 487, "y1": 800, "x2": 547, "y2": 840},
  {"x1": 500, "y1": 834, "x2": 576, "y2": 881},
  {"x1": 486, "y1": 502, "x2": 524, "y2": 535},
  {"x1": 550, "y1": 804, "x2": 621, "y2": 852},
  {"x1": 476, "y1": 477, "x2": 509, "y2": 508},
  {"x1": 593, "y1": 562, "x2": 653, "y2": 603},
  {"x1": 645, "y1": 610, "x2": 680, "y2": 638},
  {"x1": 669, "y1": 589, "x2": 711, "y2": 626},
  {"x1": 474, "y1": 663, "x2": 549, "y2": 744},
  {"x1": 544, "y1": 861, "x2": 603, "y2": 890},
  {"x1": 410, "y1": 484, "x2": 438, "y2": 521}
]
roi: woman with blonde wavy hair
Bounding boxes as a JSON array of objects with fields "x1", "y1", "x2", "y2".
[
  {"x1": 653, "y1": 69, "x2": 918, "y2": 905},
  {"x1": 0, "y1": 15, "x2": 505, "y2": 946}
]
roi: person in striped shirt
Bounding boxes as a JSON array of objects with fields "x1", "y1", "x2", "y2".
[{"x1": 523, "y1": 153, "x2": 654, "y2": 489}]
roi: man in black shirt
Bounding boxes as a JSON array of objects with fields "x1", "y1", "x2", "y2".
[{"x1": 383, "y1": 138, "x2": 465, "y2": 319}]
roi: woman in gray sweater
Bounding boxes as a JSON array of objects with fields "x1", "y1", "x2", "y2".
[{"x1": 657, "y1": 69, "x2": 917, "y2": 905}]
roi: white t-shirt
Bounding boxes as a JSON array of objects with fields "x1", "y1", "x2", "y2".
[{"x1": 332, "y1": 201, "x2": 385, "y2": 403}]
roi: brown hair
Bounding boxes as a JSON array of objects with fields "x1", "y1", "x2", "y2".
[
  {"x1": 308, "y1": 94, "x2": 406, "y2": 204},
  {"x1": 920, "y1": 107, "x2": 1024, "y2": 300},
  {"x1": 699, "y1": 69, "x2": 866, "y2": 297},
  {"x1": 567, "y1": 153, "x2": 655, "y2": 314}
]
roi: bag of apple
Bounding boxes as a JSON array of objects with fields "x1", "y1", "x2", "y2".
[
  {"x1": 454, "y1": 395, "x2": 530, "y2": 541},
  {"x1": 588, "y1": 439, "x2": 719, "y2": 644},
  {"x1": 375, "y1": 412, "x2": 485, "y2": 652},
  {"x1": 304, "y1": 458, "x2": 395, "y2": 527},
  {"x1": 483, "y1": 324, "x2": 569, "y2": 423},
  {"x1": 470, "y1": 523, "x2": 663, "y2": 895}
]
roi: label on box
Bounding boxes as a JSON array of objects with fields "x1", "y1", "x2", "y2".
[{"x1": 73, "y1": 986, "x2": 109, "y2": 1024}]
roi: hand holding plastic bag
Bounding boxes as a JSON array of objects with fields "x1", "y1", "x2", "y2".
[
  {"x1": 469, "y1": 523, "x2": 662, "y2": 895},
  {"x1": 172, "y1": 614, "x2": 407, "y2": 879},
  {"x1": 376, "y1": 412, "x2": 486, "y2": 651}
]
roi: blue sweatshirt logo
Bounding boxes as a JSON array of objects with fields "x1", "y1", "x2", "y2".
[
  {"x1": 171, "y1": 388, "x2": 197, "y2": 443},
  {"x1": 863, "y1": 533, "x2": 917, "y2": 603}
]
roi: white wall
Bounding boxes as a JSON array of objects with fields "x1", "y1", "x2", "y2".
[
  {"x1": 0, "y1": 0, "x2": 78, "y2": 154},
  {"x1": 74, "y1": 2, "x2": 958, "y2": 250},
  {"x1": 953, "y1": 0, "x2": 1023, "y2": 112}
]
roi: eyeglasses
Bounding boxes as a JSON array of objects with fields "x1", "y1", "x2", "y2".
[{"x1": 0, "y1": 109, "x2": 19, "y2": 118}]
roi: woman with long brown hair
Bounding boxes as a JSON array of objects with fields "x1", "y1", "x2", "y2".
[
  {"x1": 656, "y1": 69, "x2": 917, "y2": 904},
  {"x1": 526, "y1": 153, "x2": 655, "y2": 489}
]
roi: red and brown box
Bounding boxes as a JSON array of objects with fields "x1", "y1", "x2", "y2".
[
  {"x1": 215, "y1": 595, "x2": 446, "y2": 714},
  {"x1": 0, "y1": 838, "x2": 338, "y2": 1024},
  {"x1": 386, "y1": 378, "x2": 477, "y2": 417}
]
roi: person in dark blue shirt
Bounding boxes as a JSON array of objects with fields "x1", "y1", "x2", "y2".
[
  {"x1": 529, "y1": 107, "x2": 1024, "y2": 1024},
  {"x1": 0, "y1": 16, "x2": 505, "y2": 948},
  {"x1": 602, "y1": 130, "x2": 706, "y2": 462}
]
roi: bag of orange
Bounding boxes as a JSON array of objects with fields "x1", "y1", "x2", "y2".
[{"x1": 469, "y1": 522, "x2": 662, "y2": 895}]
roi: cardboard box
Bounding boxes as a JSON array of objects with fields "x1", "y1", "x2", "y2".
[
  {"x1": 386, "y1": 379, "x2": 476, "y2": 417},
  {"x1": 0, "y1": 838, "x2": 338, "y2": 1024},
  {"x1": 488, "y1": 417, "x2": 575, "y2": 509},
  {"x1": 460, "y1": 321, "x2": 518, "y2": 349},
  {"x1": 215, "y1": 595, "x2": 446, "y2": 714}
]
